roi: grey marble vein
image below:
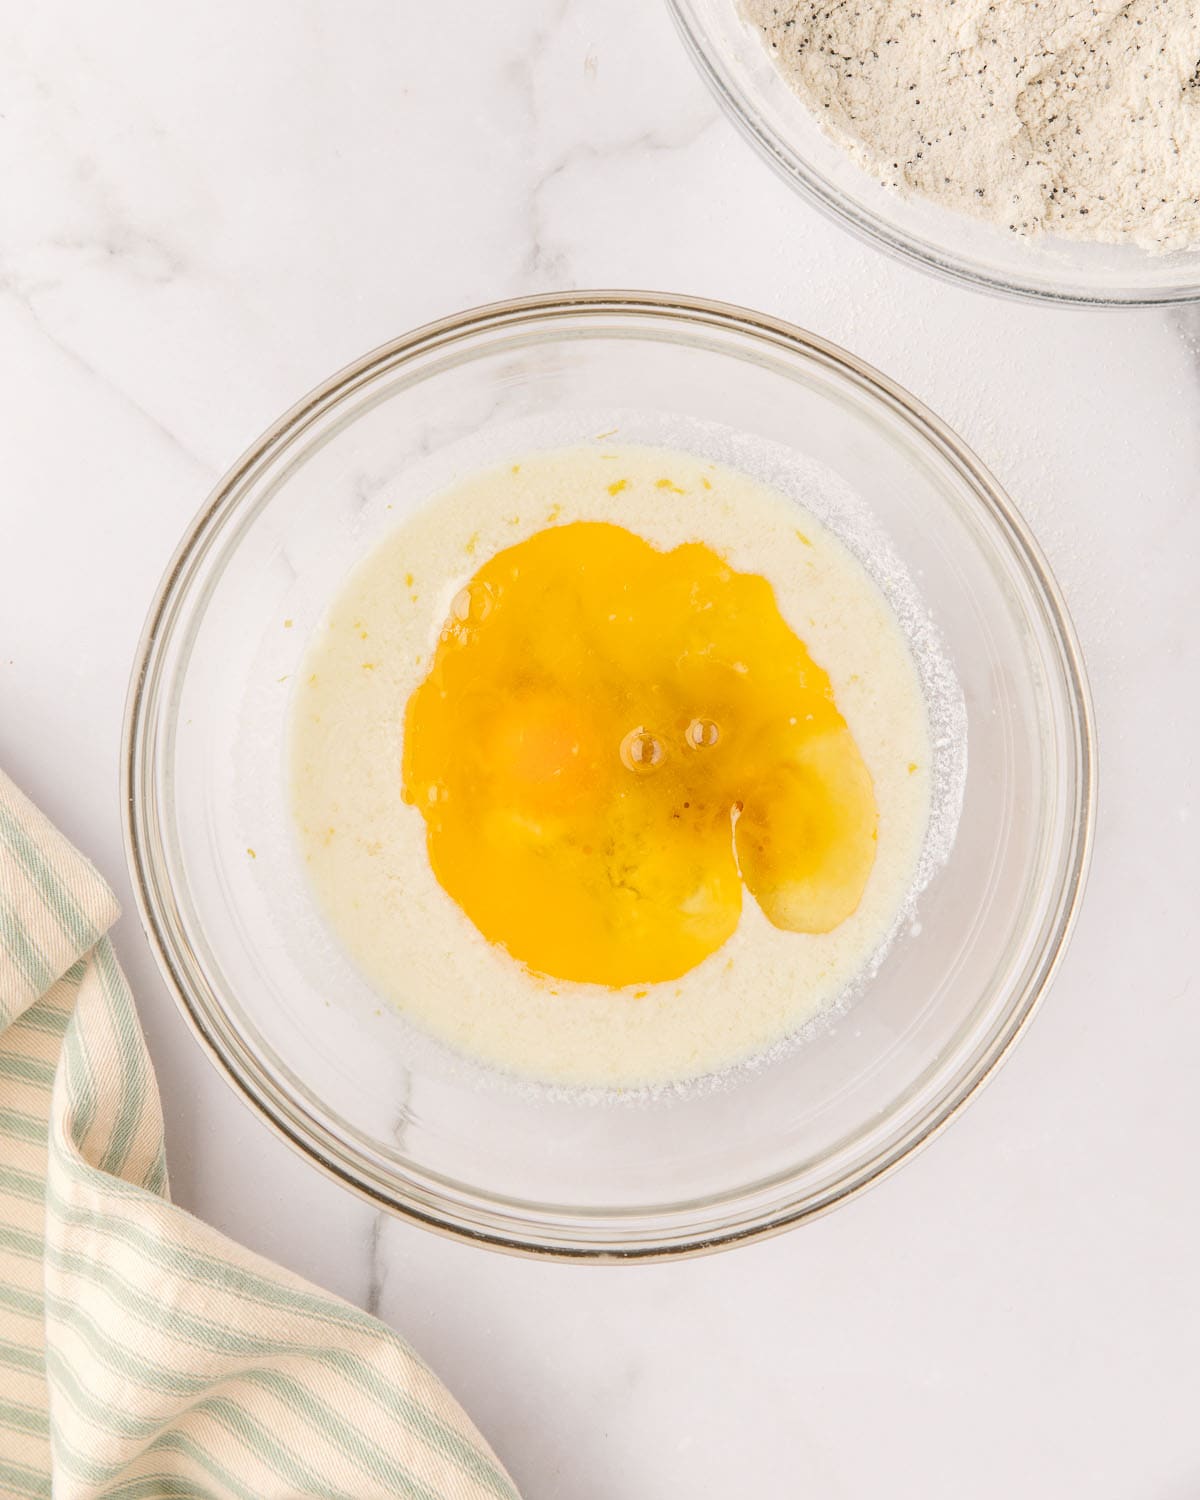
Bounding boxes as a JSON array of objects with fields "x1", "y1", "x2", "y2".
[
  {"x1": 0, "y1": 274, "x2": 213, "y2": 474},
  {"x1": 363, "y1": 1210, "x2": 388, "y2": 1318}
]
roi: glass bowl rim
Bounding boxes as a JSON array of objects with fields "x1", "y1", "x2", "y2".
[
  {"x1": 123, "y1": 289, "x2": 1097, "y2": 1261},
  {"x1": 664, "y1": 0, "x2": 1200, "y2": 309}
]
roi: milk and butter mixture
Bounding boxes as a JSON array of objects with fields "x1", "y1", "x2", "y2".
[{"x1": 291, "y1": 444, "x2": 942, "y2": 1089}]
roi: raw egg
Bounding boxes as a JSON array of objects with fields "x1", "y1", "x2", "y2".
[{"x1": 402, "y1": 521, "x2": 877, "y2": 986}]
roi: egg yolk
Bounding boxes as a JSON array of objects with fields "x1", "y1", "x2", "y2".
[{"x1": 402, "y1": 521, "x2": 877, "y2": 987}]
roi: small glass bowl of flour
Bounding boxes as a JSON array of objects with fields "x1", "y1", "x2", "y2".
[{"x1": 668, "y1": 0, "x2": 1200, "y2": 304}]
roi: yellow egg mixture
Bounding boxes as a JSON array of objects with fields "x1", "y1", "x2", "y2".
[
  {"x1": 404, "y1": 522, "x2": 877, "y2": 988},
  {"x1": 291, "y1": 444, "x2": 932, "y2": 1089}
]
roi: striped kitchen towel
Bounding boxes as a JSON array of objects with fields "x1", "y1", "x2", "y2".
[{"x1": 0, "y1": 766, "x2": 520, "y2": 1500}]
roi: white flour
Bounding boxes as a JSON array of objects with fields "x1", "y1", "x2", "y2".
[{"x1": 742, "y1": 0, "x2": 1200, "y2": 250}]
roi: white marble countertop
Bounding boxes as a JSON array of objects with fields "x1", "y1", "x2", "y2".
[{"x1": 3, "y1": 3, "x2": 1198, "y2": 1495}]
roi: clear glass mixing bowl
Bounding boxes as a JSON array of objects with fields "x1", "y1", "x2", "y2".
[
  {"x1": 667, "y1": 0, "x2": 1200, "y2": 307},
  {"x1": 124, "y1": 292, "x2": 1095, "y2": 1259}
]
